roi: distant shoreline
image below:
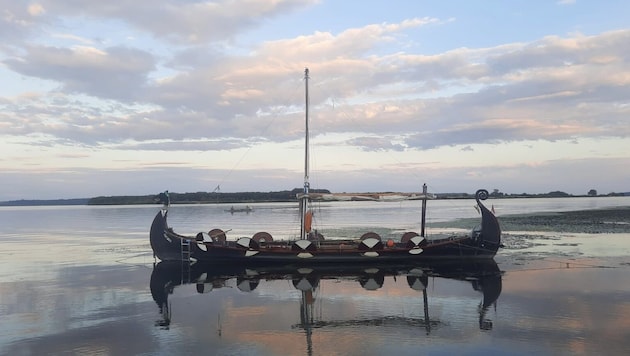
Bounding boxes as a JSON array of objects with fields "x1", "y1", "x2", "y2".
[
  {"x1": 1, "y1": 190, "x2": 628, "y2": 207},
  {"x1": 0, "y1": 198, "x2": 90, "y2": 207}
]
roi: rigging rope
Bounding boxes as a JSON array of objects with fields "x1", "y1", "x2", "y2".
[{"x1": 211, "y1": 77, "x2": 305, "y2": 191}]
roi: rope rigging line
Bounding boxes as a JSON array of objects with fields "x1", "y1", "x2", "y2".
[{"x1": 211, "y1": 76, "x2": 305, "y2": 191}]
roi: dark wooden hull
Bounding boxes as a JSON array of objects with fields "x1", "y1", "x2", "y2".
[{"x1": 149, "y1": 192, "x2": 501, "y2": 264}]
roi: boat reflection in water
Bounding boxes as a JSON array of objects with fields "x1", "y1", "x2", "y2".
[{"x1": 151, "y1": 260, "x2": 502, "y2": 339}]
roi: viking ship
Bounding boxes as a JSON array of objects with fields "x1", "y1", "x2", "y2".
[{"x1": 149, "y1": 69, "x2": 501, "y2": 264}]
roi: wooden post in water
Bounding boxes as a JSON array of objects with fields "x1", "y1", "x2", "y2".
[
  {"x1": 420, "y1": 183, "x2": 427, "y2": 237},
  {"x1": 423, "y1": 288, "x2": 430, "y2": 333}
]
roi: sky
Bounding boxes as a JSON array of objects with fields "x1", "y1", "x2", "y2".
[{"x1": 1, "y1": 0, "x2": 629, "y2": 200}]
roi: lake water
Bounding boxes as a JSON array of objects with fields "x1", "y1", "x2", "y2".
[{"x1": 1, "y1": 197, "x2": 629, "y2": 355}]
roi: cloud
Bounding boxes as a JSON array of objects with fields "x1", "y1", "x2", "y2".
[
  {"x1": 347, "y1": 136, "x2": 406, "y2": 152},
  {"x1": 2, "y1": 27, "x2": 629, "y2": 152},
  {"x1": 0, "y1": 1, "x2": 47, "y2": 41},
  {"x1": 114, "y1": 138, "x2": 254, "y2": 151},
  {"x1": 2, "y1": 21, "x2": 629, "y2": 151},
  {"x1": 257, "y1": 17, "x2": 435, "y2": 61},
  {"x1": 4, "y1": 45, "x2": 155, "y2": 101},
  {"x1": 34, "y1": 0, "x2": 319, "y2": 44}
]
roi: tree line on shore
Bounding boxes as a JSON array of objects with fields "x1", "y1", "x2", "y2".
[
  {"x1": 86, "y1": 188, "x2": 628, "y2": 205},
  {"x1": 1, "y1": 188, "x2": 627, "y2": 206},
  {"x1": 86, "y1": 188, "x2": 332, "y2": 205}
]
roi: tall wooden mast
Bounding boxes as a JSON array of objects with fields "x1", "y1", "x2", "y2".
[{"x1": 300, "y1": 68, "x2": 311, "y2": 240}]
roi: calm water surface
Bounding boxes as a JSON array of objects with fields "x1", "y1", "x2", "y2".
[{"x1": 1, "y1": 197, "x2": 629, "y2": 355}]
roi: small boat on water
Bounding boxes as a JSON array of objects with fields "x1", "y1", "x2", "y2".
[
  {"x1": 149, "y1": 69, "x2": 502, "y2": 264},
  {"x1": 225, "y1": 205, "x2": 253, "y2": 214}
]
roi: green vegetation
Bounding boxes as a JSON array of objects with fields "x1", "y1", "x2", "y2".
[
  {"x1": 0, "y1": 198, "x2": 90, "y2": 206},
  {"x1": 87, "y1": 188, "x2": 332, "y2": 205},
  {"x1": 431, "y1": 206, "x2": 630, "y2": 233},
  {"x1": 437, "y1": 190, "x2": 610, "y2": 199},
  {"x1": 81, "y1": 189, "x2": 630, "y2": 205},
  {"x1": 1, "y1": 188, "x2": 627, "y2": 206}
]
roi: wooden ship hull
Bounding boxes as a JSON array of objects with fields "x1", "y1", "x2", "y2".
[{"x1": 149, "y1": 189, "x2": 501, "y2": 265}]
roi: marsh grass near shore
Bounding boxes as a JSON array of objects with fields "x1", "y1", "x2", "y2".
[{"x1": 434, "y1": 206, "x2": 630, "y2": 234}]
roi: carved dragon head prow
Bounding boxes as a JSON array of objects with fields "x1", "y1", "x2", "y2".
[{"x1": 475, "y1": 189, "x2": 502, "y2": 247}]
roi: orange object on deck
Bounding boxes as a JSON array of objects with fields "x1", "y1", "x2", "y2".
[{"x1": 304, "y1": 210, "x2": 313, "y2": 232}]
